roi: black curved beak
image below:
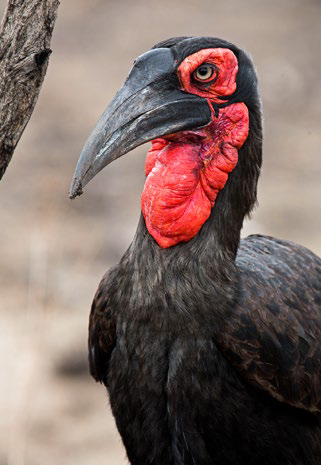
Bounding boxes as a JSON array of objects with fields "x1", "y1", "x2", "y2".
[{"x1": 69, "y1": 48, "x2": 211, "y2": 199}]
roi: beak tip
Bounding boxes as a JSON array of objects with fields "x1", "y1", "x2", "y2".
[{"x1": 69, "y1": 177, "x2": 83, "y2": 199}]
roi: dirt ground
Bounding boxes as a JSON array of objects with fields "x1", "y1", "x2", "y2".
[{"x1": 0, "y1": 0, "x2": 320, "y2": 464}]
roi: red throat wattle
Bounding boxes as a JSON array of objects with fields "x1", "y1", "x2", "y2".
[
  {"x1": 141, "y1": 103, "x2": 249, "y2": 248},
  {"x1": 141, "y1": 48, "x2": 249, "y2": 248}
]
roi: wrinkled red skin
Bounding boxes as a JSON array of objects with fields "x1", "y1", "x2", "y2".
[
  {"x1": 141, "y1": 49, "x2": 249, "y2": 248},
  {"x1": 178, "y1": 48, "x2": 239, "y2": 103},
  {"x1": 142, "y1": 103, "x2": 249, "y2": 248}
]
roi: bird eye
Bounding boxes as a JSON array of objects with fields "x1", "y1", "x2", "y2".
[{"x1": 193, "y1": 64, "x2": 217, "y2": 82}]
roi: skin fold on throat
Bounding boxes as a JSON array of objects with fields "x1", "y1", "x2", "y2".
[{"x1": 141, "y1": 102, "x2": 249, "y2": 248}]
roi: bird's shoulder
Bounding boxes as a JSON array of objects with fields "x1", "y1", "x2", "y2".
[
  {"x1": 218, "y1": 234, "x2": 321, "y2": 413},
  {"x1": 88, "y1": 265, "x2": 119, "y2": 383}
]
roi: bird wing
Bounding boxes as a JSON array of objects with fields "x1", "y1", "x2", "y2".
[
  {"x1": 88, "y1": 267, "x2": 118, "y2": 383},
  {"x1": 217, "y1": 235, "x2": 321, "y2": 413}
]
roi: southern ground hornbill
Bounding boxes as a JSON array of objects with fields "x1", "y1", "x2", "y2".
[{"x1": 70, "y1": 37, "x2": 321, "y2": 464}]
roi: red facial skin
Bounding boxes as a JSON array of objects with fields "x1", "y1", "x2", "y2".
[
  {"x1": 141, "y1": 49, "x2": 249, "y2": 248},
  {"x1": 177, "y1": 48, "x2": 239, "y2": 103}
]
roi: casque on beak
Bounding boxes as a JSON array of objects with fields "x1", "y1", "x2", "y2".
[{"x1": 69, "y1": 47, "x2": 211, "y2": 199}]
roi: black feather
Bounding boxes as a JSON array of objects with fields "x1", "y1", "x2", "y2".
[{"x1": 88, "y1": 37, "x2": 321, "y2": 464}]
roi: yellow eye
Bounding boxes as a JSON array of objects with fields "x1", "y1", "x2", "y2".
[{"x1": 193, "y1": 64, "x2": 217, "y2": 82}]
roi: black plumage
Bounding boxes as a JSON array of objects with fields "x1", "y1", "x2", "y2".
[{"x1": 71, "y1": 37, "x2": 321, "y2": 464}]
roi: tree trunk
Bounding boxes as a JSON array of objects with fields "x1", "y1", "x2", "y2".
[{"x1": 0, "y1": 0, "x2": 60, "y2": 180}]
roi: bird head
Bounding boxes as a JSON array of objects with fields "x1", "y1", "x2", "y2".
[{"x1": 70, "y1": 37, "x2": 262, "y2": 250}]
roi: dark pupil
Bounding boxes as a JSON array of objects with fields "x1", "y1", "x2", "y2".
[{"x1": 198, "y1": 66, "x2": 209, "y2": 76}]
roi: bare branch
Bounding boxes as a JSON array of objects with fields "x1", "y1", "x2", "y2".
[{"x1": 0, "y1": 0, "x2": 60, "y2": 179}]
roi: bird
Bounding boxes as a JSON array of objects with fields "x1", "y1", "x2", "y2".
[{"x1": 69, "y1": 37, "x2": 321, "y2": 465}]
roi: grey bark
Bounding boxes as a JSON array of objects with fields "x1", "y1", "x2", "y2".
[{"x1": 0, "y1": 0, "x2": 60, "y2": 179}]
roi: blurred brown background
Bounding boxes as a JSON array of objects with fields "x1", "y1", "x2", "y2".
[{"x1": 0, "y1": 0, "x2": 320, "y2": 464}]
